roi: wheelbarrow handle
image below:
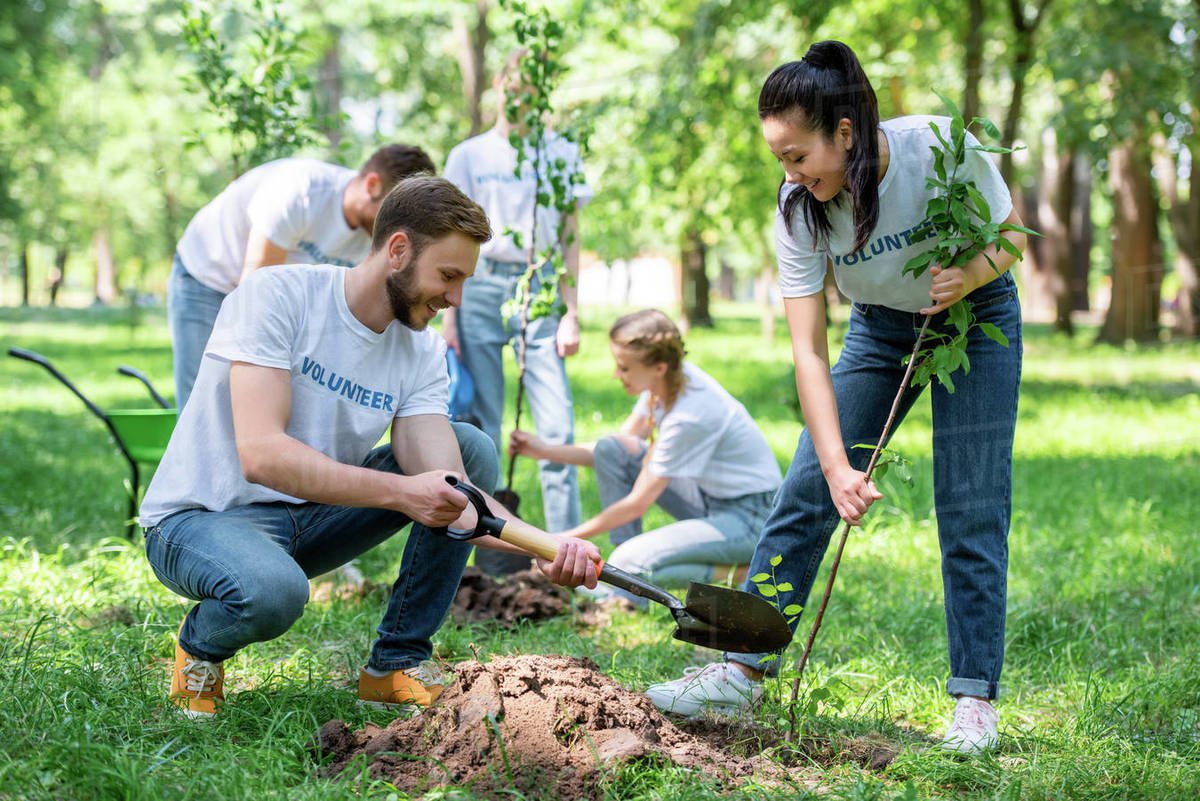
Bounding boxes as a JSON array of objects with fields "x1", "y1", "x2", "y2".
[
  {"x1": 117, "y1": 365, "x2": 172, "y2": 409},
  {"x1": 7, "y1": 346, "x2": 107, "y2": 420}
]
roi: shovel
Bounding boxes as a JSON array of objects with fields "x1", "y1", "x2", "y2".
[{"x1": 436, "y1": 477, "x2": 793, "y2": 654}]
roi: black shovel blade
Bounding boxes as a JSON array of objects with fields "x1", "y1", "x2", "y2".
[
  {"x1": 492, "y1": 487, "x2": 520, "y2": 516},
  {"x1": 671, "y1": 582, "x2": 794, "y2": 654}
]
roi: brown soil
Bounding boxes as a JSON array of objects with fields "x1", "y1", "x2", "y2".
[
  {"x1": 451, "y1": 566, "x2": 573, "y2": 627},
  {"x1": 316, "y1": 654, "x2": 792, "y2": 799}
]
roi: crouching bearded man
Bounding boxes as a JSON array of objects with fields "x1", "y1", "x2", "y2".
[{"x1": 139, "y1": 175, "x2": 602, "y2": 717}]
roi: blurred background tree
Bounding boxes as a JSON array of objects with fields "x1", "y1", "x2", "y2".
[{"x1": 0, "y1": 0, "x2": 1195, "y2": 345}]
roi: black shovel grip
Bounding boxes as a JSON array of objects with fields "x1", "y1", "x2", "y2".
[{"x1": 433, "y1": 476, "x2": 506, "y2": 541}]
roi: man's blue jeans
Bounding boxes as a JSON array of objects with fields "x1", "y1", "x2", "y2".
[
  {"x1": 144, "y1": 423, "x2": 498, "y2": 671},
  {"x1": 167, "y1": 254, "x2": 226, "y2": 411},
  {"x1": 457, "y1": 258, "x2": 580, "y2": 532},
  {"x1": 728, "y1": 273, "x2": 1022, "y2": 700}
]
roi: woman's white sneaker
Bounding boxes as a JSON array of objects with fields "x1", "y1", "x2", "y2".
[
  {"x1": 644, "y1": 662, "x2": 762, "y2": 717},
  {"x1": 941, "y1": 696, "x2": 999, "y2": 754}
]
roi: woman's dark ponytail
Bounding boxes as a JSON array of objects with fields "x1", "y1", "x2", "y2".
[{"x1": 759, "y1": 41, "x2": 881, "y2": 253}]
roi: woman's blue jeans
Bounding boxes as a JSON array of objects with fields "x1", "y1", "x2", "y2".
[
  {"x1": 167, "y1": 254, "x2": 226, "y2": 411},
  {"x1": 144, "y1": 423, "x2": 499, "y2": 671},
  {"x1": 593, "y1": 436, "x2": 775, "y2": 587},
  {"x1": 728, "y1": 273, "x2": 1022, "y2": 700},
  {"x1": 457, "y1": 258, "x2": 580, "y2": 532}
]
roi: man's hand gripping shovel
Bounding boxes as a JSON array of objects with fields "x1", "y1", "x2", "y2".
[{"x1": 435, "y1": 477, "x2": 793, "y2": 654}]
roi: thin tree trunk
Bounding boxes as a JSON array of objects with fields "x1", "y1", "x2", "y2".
[
  {"x1": 319, "y1": 29, "x2": 343, "y2": 149},
  {"x1": 1155, "y1": 129, "x2": 1200, "y2": 337},
  {"x1": 963, "y1": 0, "x2": 985, "y2": 126},
  {"x1": 1071, "y1": 155, "x2": 1093, "y2": 312},
  {"x1": 93, "y1": 229, "x2": 117, "y2": 305},
  {"x1": 19, "y1": 240, "x2": 31, "y2": 307},
  {"x1": 49, "y1": 246, "x2": 67, "y2": 307},
  {"x1": 1000, "y1": 0, "x2": 1052, "y2": 185},
  {"x1": 1099, "y1": 126, "x2": 1163, "y2": 343},
  {"x1": 454, "y1": 0, "x2": 489, "y2": 136},
  {"x1": 1032, "y1": 130, "x2": 1075, "y2": 334},
  {"x1": 679, "y1": 223, "x2": 712, "y2": 328}
]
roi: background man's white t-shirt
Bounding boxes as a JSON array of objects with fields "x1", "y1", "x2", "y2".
[
  {"x1": 776, "y1": 116, "x2": 1013, "y2": 313},
  {"x1": 443, "y1": 129, "x2": 593, "y2": 263},
  {"x1": 633, "y1": 362, "x2": 782, "y2": 499},
  {"x1": 139, "y1": 264, "x2": 449, "y2": 526},
  {"x1": 176, "y1": 159, "x2": 370, "y2": 294}
]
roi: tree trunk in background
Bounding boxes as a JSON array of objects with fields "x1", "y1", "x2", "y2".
[
  {"x1": 454, "y1": 0, "x2": 489, "y2": 137},
  {"x1": 757, "y1": 260, "x2": 775, "y2": 343},
  {"x1": 49, "y1": 246, "x2": 67, "y2": 306},
  {"x1": 1071, "y1": 155, "x2": 1093, "y2": 313},
  {"x1": 93, "y1": 229, "x2": 117, "y2": 305},
  {"x1": 679, "y1": 224, "x2": 712, "y2": 328},
  {"x1": 1000, "y1": 0, "x2": 1051, "y2": 185},
  {"x1": 1030, "y1": 130, "x2": 1075, "y2": 334},
  {"x1": 319, "y1": 29, "x2": 343, "y2": 149},
  {"x1": 1099, "y1": 128, "x2": 1163, "y2": 343},
  {"x1": 1155, "y1": 130, "x2": 1199, "y2": 338},
  {"x1": 717, "y1": 259, "x2": 734, "y2": 301},
  {"x1": 19, "y1": 241, "x2": 30, "y2": 307},
  {"x1": 962, "y1": 0, "x2": 984, "y2": 126}
]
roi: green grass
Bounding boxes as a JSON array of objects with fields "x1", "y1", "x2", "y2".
[{"x1": 1, "y1": 302, "x2": 1198, "y2": 799}]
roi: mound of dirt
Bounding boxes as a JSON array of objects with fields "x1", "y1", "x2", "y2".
[
  {"x1": 316, "y1": 654, "x2": 789, "y2": 799},
  {"x1": 451, "y1": 566, "x2": 572, "y2": 626}
]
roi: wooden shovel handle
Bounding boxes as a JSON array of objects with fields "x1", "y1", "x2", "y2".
[{"x1": 494, "y1": 521, "x2": 561, "y2": 562}]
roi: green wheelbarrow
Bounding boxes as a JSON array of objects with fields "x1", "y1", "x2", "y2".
[{"x1": 8, "y1": 347, "x2": 177, "y2": 537}]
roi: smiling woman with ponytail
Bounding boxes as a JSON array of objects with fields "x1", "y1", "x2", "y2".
[{"x1": 646, "y1": 41, "x2": 1027, "y2": 755}]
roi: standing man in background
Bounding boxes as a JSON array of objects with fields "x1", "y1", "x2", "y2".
[
  {"x1": 169, "y1": 144, "x2": 436, "y2": 409},
  {"x1": 441, "y1": 53, "x2": 591, "y2": 571}
]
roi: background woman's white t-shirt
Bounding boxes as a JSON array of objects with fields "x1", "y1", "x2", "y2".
[{"x1": 633, "y1": 362, "x2": 781, "y2": 499}]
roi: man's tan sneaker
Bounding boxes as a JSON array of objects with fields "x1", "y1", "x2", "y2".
[
  {"x1": 170, "y1": 629, "x2": 224, "y2": 718},
  {"x1": 357, "y1": 660, "x2": 449, "y2": 710}
]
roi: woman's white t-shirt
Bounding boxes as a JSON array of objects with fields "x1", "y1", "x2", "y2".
[
  {"x1": 633, "y1": 362, "x2": 781, "y2": 499},
  {"x1": 775, "y1": 115, "x2": 1012, "y2": 313}
]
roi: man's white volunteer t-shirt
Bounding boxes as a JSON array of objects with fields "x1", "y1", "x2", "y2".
[
  {"x1": 443, "y1": 129, "x2": 594, "y2": 264},
  {"x1": 633, "y1": 362, "x2": 781, "y2": 500},
  {"x1": 176, "y1": 159, "x2": 370, "y2": 295},
  {"x1": 139, "y1": 264, "x2": 449, "y2": 526},
  {"x1": 775, "y1": 115, "x2": 1013, "y2": 313}
]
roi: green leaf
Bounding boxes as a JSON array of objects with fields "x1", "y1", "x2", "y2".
[
  {"x1": 997, "y1": 236, "x2": 1023, "y2": 259},
  {"x1": 783, "y1": 604, "x2": 803, "y2": 616},
  {"x1": 757, "y1": 584, "x2": 778, "y2": 597},
  {"x1": 933, "y1": 88, "x2": 961, "y2": 120},
  {"x1": 966, "y1": 184, "x2": 991, "y2": 221},
  {"x1": 1001, "y1": 223, "x2": 1041, "y2": 237},
  {"x1": 972, "y1": 116, "x2": 1001, "y2": 139},
  {"x1": 979, "y1": 322, "x2": 1009, "y2": 347},
  {"x1": 776, "y1": 582, "x2": 793, "y2": 593},
  {"x1": 970, "y1": 144, "x2": 1011, "y2": 154},
  {"x1": 770, "y1": 555, "x2": 782, "y2": 567},
  {"x1": 949, "y1": 301, "x2": 971, "y2": 336},
  {"x1": 750, "y1": 572, "x2": 771, "y2": 583}
]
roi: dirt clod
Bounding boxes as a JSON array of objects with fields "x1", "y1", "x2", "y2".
[
  {"x1": 316, "y1": 654, "x2": 788, "y2": 799},
  {"x1": 451, "y1": 566, "x2": 571, "y2": 626}
]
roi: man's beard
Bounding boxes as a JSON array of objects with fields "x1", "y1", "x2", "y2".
[{"x1": 386, "y1": 260, "x2": 424, "y2": 330}]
